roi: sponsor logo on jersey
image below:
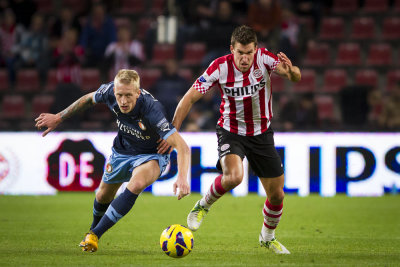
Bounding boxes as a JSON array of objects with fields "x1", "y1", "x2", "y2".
[
  {"x1": 157, "y1": 118, "x2": 171, "y2": 132},
  {"x1": 199, "y1": 76, "x2": 207, "y2": 83},
  {"x1": 138, "y1": 121, "x2": 146, "y2": 131},
  {"x1": 252, "y1": 68, "x2": 263, "y2": 79},
  {"x1": 106, "y1": 163, "x2": 113, "y2": 173},
  {"x1": 223, "y1": 78, "x2": 266, "y2": 97}
]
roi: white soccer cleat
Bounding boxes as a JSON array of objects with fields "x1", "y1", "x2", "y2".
[
  {"x1": 259, "y1": 233, "x2": 290, "y2": 254},
  {"x1": 187, "y1": 200, "x2": 208, "y2": 231}
]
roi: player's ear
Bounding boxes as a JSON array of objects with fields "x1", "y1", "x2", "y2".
[{"x1": 230, "y1": 44, "x2": 234, "y2": 54}]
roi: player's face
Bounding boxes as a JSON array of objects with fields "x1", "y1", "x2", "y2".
[
  {"x1": 114, "y1": 81, "x2": 140, "y2": 113},
  {"x1": 230, "y1": 42, "x2": 257, "y2": 72}
]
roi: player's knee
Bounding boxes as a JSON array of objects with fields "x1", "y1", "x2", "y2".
[
  {"x1": 96, "y1": 190, "x2": 114, "y2": 203},
  {"x1": 222, "y1": 173, "x2": 243, "y2": 189},
  {"x1": 268, "y1": 190, "x2": 284, "y2": 205},
  {"x1": 128, "y1": 180, "x2": 147, "y2": 194}
]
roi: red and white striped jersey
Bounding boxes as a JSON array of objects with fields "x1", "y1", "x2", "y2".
[{"x1": 193, "y1": 48, "x2": 280, "y2": 136}]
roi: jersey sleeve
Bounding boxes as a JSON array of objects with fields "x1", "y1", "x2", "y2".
[
  {"x1": 93, "y1": 82, "x2": 114, "y2": 104},
  {"x1": 142, "y1": 92, "x2": 176, "y2": 140},
  {"x1": 192, "y1": 59, "x2": 220, "y2": 95},
  {"x1": 260, "y1": 48, "x2": 280, "y2": 73}
]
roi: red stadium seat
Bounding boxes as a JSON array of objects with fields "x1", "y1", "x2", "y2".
[
  {"x1": 182, "y1": 42, "x2": 206, "y2": 66},
  {"x1": 335, "y1": 43, "x2": 361, "y2": 66},
  {"x1": 151, "y1": 44, "x2": 176, "y2": 65},
  {"x1": 332, "y1": 0, "x2": 359, "y2": 13},
  {"x1": 382, "y1": 17, "x2": 400, "y2": 40},
  {"x1": 114, "y1": 17, "x2": 131, "y2": 29},
  {"x1": 322, "y1": 69, "x2": 348, "y2": 92},
  {"x1": 315, "y1": 95, "x2": 335, "y2": 120},
  {"x1": 1, "y1": 95, "x2": 26, "y2": 119},
  {"x1": 150, "y1": 0, "x2": 165, "y2": 15},
  {"x1": 350, "y1": 17, "x2": 376, "y2": 40},
  {"x1": 80, "y1": 69, "x2": 101, "y2": 92},
  {"x1": 45, "y1": 69, "x2": 58, "y2": 92},
  {"x1": 15, "y1": 69, "x2": 41, "y2": 93},
  {"x1": 139, "y1": 68, "x2": 162, "y2": 89},
  {"x1": 117, "y1": 0, "x2": 145, "y2": 14},
  {"x1": 34, "y1": 0, "x2": 53, "y2": 13},
  {"x1": 355, "y1": 69, "x2": 378, "y2": 87},
  {"x1": 386, "y1": 69, "x2": 400, "y2": 90},
  {"x1": 31, "y1": 94, "x2": 55, "y2": 118},
  {"x1": 270, "y1": 73, "x2": 286, "y2": 92},
  {"x1": 303, "y1": 42, "x2": 331, "y2": 66},
  {"x1": 137, "y1": 17, "x2": 154, "y2": 40},
  {"x1": 319, "y1": 17, "x2": 345, "y2": 40},
  {"x1": 0, "y1": 69, "x2": 9, "y2": 92},
  {"x1": 363, "y1": 0, "x2": 389, "y2": 13},
  {"x1": 178, "y1": 68, "x2": 194, "y2": 82},
  {"x1": 366, "y1": 43, "x2": 392, "y2": 66},
  {"x1": 292, "y1": 69, "x2": 316, "y2": 92}
]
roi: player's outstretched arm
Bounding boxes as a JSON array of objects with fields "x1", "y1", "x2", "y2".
[
  {"x1": 274, "y1": 52, "x2": 301, "y2": 83},
  {"x1": 165, "y1": 131, "x2": 191, "y2": 200},
  {"x1": 35, "y1": 92, "x2": 96, "y2": 137},
  {"x1": 172, "y1": 87, "x2": 203, "y2": 131}
]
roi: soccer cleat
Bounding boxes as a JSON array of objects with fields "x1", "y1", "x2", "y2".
[
  {"x1": 187, "y1": 200, "x2": 208, "y2": 231},
  {"x1": 259, "y1": 234, "x2": 290, "y2": 254},
  {"x1": 79, "y1": 231, "x2": 99, "y2": 252}
]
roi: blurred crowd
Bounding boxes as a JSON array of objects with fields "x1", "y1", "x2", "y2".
[{"x1": 0, "y1": 0, "x2": 399, "y2": 132}]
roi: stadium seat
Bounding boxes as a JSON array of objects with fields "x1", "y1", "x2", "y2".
[
  {"x1": 149, "y1": 0, "x2": 165, "y2": 15},
  {"x1": 80, "y1": 69, "x2": 101, "y2": 92},
  {"x1": 270, "y1": 73, "x2": 286, "y2": 92},
  {"x1": 362, "y1": 0, "x2": 389, "y2": 13},
  {"x1": 382, "y1": 17, "x2": 400, "y2": 40},
  {"x1": 331, "y1": 0, "x2": 359, "y2": 13},
  {"x1": 350, "y1": 17, "x2": 376, "y2": 40},
  {"x1": 136, "y1": 17, "x2": 154, "y2": 40},
  {"x1": 394, "y1": 0, "x2": 400, "y2": 12},
  {"x1": 178, "y1": 68, "x2": 194, "y2": 83},
  {"x1": 319, "y1": 17, "x2": 345, "y2": 40},
  {"x1": 31, "y1": 94, "x2": 55, "y2": 118},
  {"x1": 150, "y1": 44, "x2": 176, "y2": 65},
  {"x1": 87, "y1": 104, "x2": 112, "y2": 121},
  {"x1": 182, "y1": 42, "x2": 206, "y2": 66},
  {"x1": 315, "y1": 94, "x2": 335, "y2": 120},
  {"x1": 62, "y1": 0, "x2": 87, "y2": 14},
  {"x1": 114, "y1": 17, "x2": 131, "y2": 29},
  {"x1": 117, "y1": 0, "x2": 145, "y2": 14},
  {"x1": 355, "y1": 69, "x2": 378, "y2": 87},
  {"x1": 1, "y1": 95, "x2": 26, "y2": 119},
  {"x1": 335, "y1": 43, "x2": 361, "y2": 66},
  {"x1": 15, "y1": 69, "x2": 41, "y2": 93},
  {"x1": 34, "y1": 0, "x2": 53, "y2": 13},
  {"x1": 0, "y1": 69, "x2": 9, "y2": 92},
  {"x1": 139, "y1": 68, "x2": 162, "y2": 89},
  {"x1": 366, "y1": 43, "x2": 392, "y2": 66},
  {"x1": 386, "y1": 69, "x2": 400, "y2": 90},
  {"x1": 322, "y1": 69, "x2": 348, "y2": 92},
  {"x1": 303, "y1": 42, "x2": 331, "y2": 66},
  {"x1": 45, "y1": 69, "x2": 58, "y2": 92},
  {"x1": 292, "y1": 69, "x2": 316, "y2": 92}
]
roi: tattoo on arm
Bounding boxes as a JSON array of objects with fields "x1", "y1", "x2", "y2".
[{"x1": 58, "y1": 94, "x2": 94, "y2": 121}]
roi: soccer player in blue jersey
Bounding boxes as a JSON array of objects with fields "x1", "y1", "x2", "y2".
[{"x1": 35, "y1": 69, "x2": 191, "y2": 252}]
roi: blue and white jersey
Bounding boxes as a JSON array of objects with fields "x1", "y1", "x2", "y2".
[{"x1": 93, "y1": 82, "x2": 176, "y2": 155}]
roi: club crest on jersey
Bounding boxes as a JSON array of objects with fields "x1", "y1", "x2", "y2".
[
  {"x1": 106, "y1": 163, "x2": 113, "y2": 173},
  {"x1": 199, "y1": 76, "x2": 207, "y2": 83},
  {"x1": 252, "y1": 69, "x2": 263, "y2": 79},
  {"x1": 138, "y1": 121, "x2": 146, "y2": 131}
]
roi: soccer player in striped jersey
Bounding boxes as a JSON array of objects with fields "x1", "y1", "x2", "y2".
[
  {"x1": 35, "y1": 69, "x2": 190, "y2": 252},
  {"x1": 171, "y1": 25, "x2": 301, "y2": 254}
]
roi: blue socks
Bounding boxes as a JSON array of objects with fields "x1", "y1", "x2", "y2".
[
  {"x1": 92, "y1": 189, "x2": 138, "y2": 239},
  {"x1": 90, "y1": 199, "x2": 111, "y2": 230}
]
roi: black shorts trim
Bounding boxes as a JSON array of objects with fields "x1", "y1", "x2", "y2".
[{"x1": 216, "y1": 126, "x2": 283, "y2": 178}]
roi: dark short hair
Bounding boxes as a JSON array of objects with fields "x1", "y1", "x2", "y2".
[{"x1": 231, "y1": 25, "x2": 258, "y2": 47}]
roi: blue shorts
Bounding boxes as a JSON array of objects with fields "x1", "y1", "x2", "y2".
[{"x1": 102, "y1": 148, "x2": 170, "y2": 184}]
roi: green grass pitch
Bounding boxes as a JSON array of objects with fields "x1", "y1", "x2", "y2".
[{"x1": 0, "y1": 193, "x2": 399, "y2": 266}]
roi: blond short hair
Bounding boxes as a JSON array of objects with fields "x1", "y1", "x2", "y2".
[{"x1": 114, "y1": 69, "x2": 140, "y2": 91}]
